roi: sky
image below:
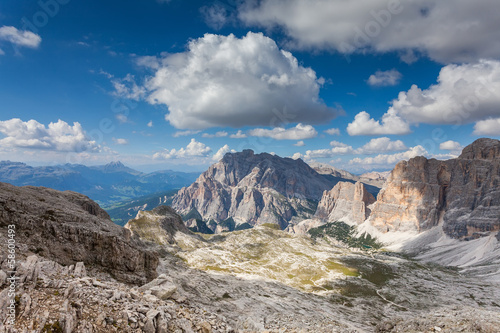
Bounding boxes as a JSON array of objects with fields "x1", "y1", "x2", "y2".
[{"x1": 0, "y1": 0, "x2": 499, "y2": 174}]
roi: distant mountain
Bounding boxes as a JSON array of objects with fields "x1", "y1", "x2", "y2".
[
  {"x1": 308, "y1": 162, "x2": 383, "y2": 197},
  {"x1": 173, "y1": 150, "x2": 341, "y2": 231},
  {"x1": 0, "y1": 161, "x2": 199, "y2": 206}
]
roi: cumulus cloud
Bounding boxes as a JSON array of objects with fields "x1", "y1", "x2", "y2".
[
  {"x1": 142, "y1": 32, "x2": 337, "y2": 129},
  {"x1": 113, "y1": 138, "x2": 129, "y2": 145},
  {"x1": 439, "y1": 140, "x2": 462, "y2": 151},
  {"x1": 473, "y1": 118, "x2": 500, "y2": 136},
  {"x1": 153, "y1": 139, "x2": 212, "y2": 160},
  {"x1": 147, "y1": 121, "x2": 153, "y2": 128},
  {"x1": 229, "y1": 130, "x2": 247, "y2": 139},
  {"x1": 367, "y1": 69, "x2": 402, "y2": 87},
  {"x1": 349, "y1": 145, "x2": 427, "y2": 168},
  {"x1": 294, "y1": 141, "x2": 305, "y2": 147},
  {"x1": 346, "y1": 110, "x2": 411, "y2": 136},
  {"x1": 0, "y1": 118, "x2": 99, "y2": 152},
  {"x1": 213, "y1": 144, "x2": 236, "y2": 161},
  {"x1": 238, "y1": 0, "x2": 500, "y2": 63},
  {"x1": 388, "y1": 60, "x2": 500, "y2": 126},
  {"x1": 202, "y1": 131, "x2": 228, "y2": 138},
  {"x1": 355, "y1": 137, "x2": 407, "y2": 154},
  {"x1": 0, "y1": 26, "x2": 41, "y2": 50},
  {"x1": 248, "y1": 123, "x2": 317, "y2": 140},
  {"x1": 324, "y1": 128, "x2": 340, "y2": 135}
]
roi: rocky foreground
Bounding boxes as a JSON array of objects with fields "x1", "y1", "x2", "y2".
[{"x1": 1, "y1": 181, "x2": 499, "y2": 332}]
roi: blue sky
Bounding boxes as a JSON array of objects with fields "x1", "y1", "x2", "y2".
[{"x1": 0, "y1": 0, "x2": 499, "y2": 173}]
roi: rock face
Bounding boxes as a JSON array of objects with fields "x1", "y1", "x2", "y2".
[
  {"x1": 0, "y1": 182, "x2": 158, "y2": 284},
  {"x1": 172, "y1": 150, "x2": 336, "y2": 229},
  {"x1": 315, "y1": 181, "x2": 376, "y2": 225},
  {"x1": 368, "y1": 138, "x2": 500, "y2": 239},
  {"x1": 125, "y1": 206, "x2": 192, "y2": 245}
]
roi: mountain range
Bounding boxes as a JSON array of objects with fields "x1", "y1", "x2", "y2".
[
  {"x1": 172, "y1": 150, "x2": 383, "y2": 232},
  {"x1": 0, "y1": 160, "x2": 199, "y2": 207}
]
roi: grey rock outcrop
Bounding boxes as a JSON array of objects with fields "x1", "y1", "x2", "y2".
[
  {"x1": 172, "y1": 150, "x2": 336, "y2": 230},
  {"x1": 125, "y1": 205, "x2": 192, "y2": 245},
  {"x1": 368, "y1": 138, "x2": 500, "y2": 239},
  {"x1": 0, "y1": 182, "x2": 158, "y2": 284},
  {"x1": 315, "y1": 181, "x2": 376, "y2": 225}
]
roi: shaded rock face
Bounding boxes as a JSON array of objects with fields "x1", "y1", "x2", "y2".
[
  {"x1": 0, "y1": 182, "x2": 158, "y2": 284},
  {"x1": 369, "y1": 138, "x2": 500, "y2": 239},
  {"x1": 315, "y1": 182, "x2": 376, "y2": 225},
  {"x1": 172, "y1": 150, "x2": 335, "y2": 229},
  {"x1": 125, "y1": 205, "x2": 192, "y2": 245}
]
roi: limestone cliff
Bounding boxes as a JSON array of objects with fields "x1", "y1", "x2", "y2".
[
  {"x1": 315, "y1": 181, "x2": 376, "y2": 225},
  {"x1": 368, "y1": 138, "x2": 500, "y2": 239},
  {"x1": 172, "y1": 150, "x2": 336, "y2": 230},
  {"x1": 0, "y1": 182, "x2": 158, "y2": 284}
]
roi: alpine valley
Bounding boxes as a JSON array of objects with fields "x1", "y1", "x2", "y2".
[{"x1": 1, "y1": 138, "x2": 500, "y2": 332}]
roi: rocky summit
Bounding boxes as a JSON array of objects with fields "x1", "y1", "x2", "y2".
[
  {"x1": 172, "y1": 150, "x2": 337, "y2": 230},
  {"x1": 369, "y1": 138, "x2": 500, "y2": 239}
]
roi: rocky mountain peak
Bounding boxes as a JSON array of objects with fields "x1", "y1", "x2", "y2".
[
  {"x1": 173, "y1": 151, "x2": 336, "y2": 230},
  {"x1": 458, "y1": 138, "x2": 500, "y2": 160}
]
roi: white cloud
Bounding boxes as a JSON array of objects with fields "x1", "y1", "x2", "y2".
[
  {"x1": 346, "y1": 110, "x2": 411, "y2": 136},
  {"x1": 248, "y1": 123, "x2": 317, "y2": 140},
  {"x1": 349, "y1": 145, "x2": 427, "y2": 168},
  {"x1": 294, "y1": 141, "x2": 305, "y2": 147},
  {"x1": 112, "y1": 74, "x2": 146, "y2": 101},
  {"x1": 153, "y1": 139, "x2": 212, "y2": 160},
  {"x1": 229, "y1": 130, "x2": 247, "y2": 139},
  {"x1": 303, "y1": 142, "x2": 354, "y2": 160},
  {"x1": 355, "y1": 137, "x2": 407, "y2": 154},
  {"x1": 113, "y1": 138, "x2": 129, "y2": 145},
  {"x1": 388, "y1": 60, "x2": 500, "y2": 126},
  {"x1": 202, "y1": 131, "x2": 228, "y2": 138},
  {"x1": 473, "y1": 118, "x2": 500, "y2": 136},
  {"x1": 0, "y1": 118, "x2": 99, "y2": 152},
  {"x1": 238, "y1": 0, "x2": 500, "y2": 63},
  {"x1": 291, "y1": 152, "x2": 303, "y2": 160},
  {"x1": 213, "y1": 144, "x2": 236, "y2": 161},
  {"x1": 324, "y1": 128, "x2": 340, "y2": 135},
  {"x1": 147, "y1": 121, "x2": 153, "y2": 127},
  {"x1": 173, "y1": 130, "x2": 200, "y2": 138},
  {"x1": 142, "y1": 32, "x2": 337, "y2": 129},
  {"x1": 439, "y1": 140, "x2": 462, "y2": 151},
  {"x1": 0, "y1": 26, "x2": 41, "y2": 49},
  {"x1": 367, "y1": 69, "x2": 402, "y2": 87}
]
